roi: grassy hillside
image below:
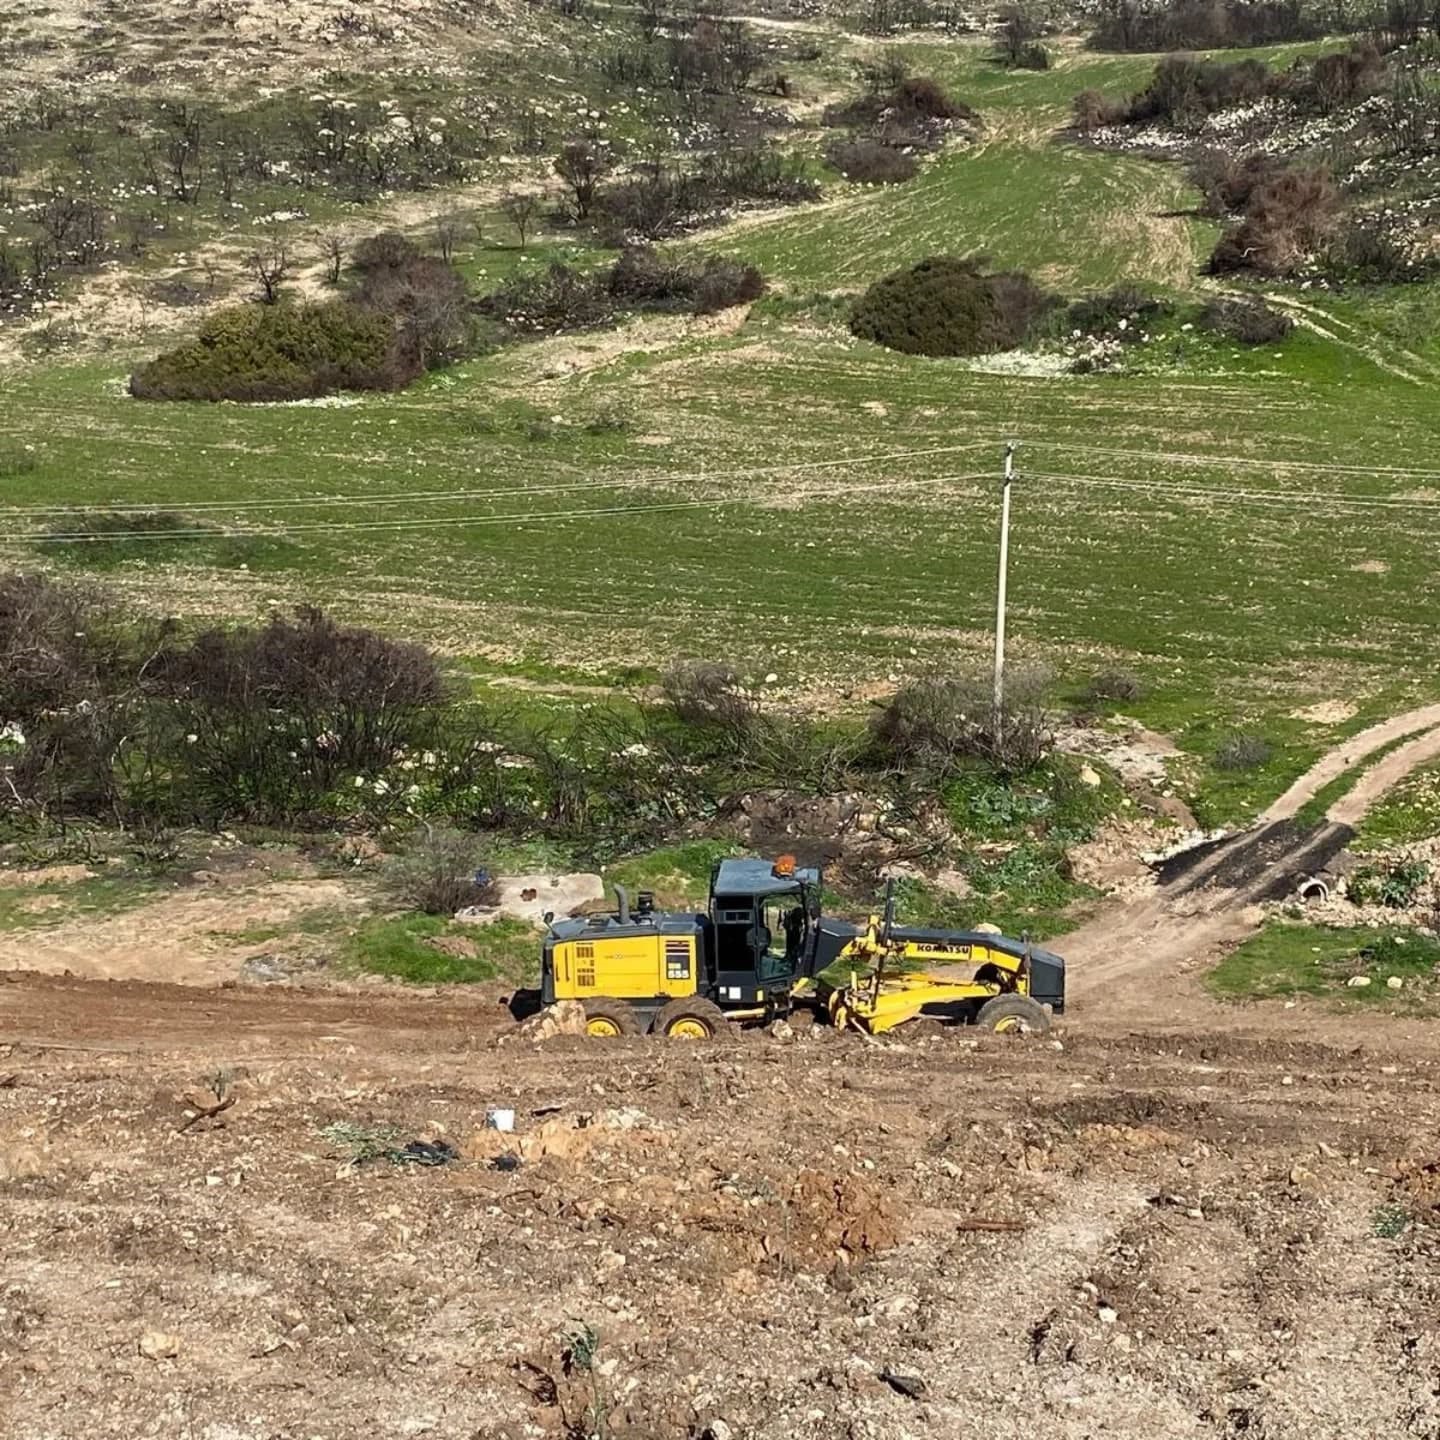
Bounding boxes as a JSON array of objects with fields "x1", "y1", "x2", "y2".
[{"x1": 2, "y1": 18, "x2": 1439, "y2": 821}]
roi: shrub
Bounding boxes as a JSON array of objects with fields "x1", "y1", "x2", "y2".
[
  {"x1": 825, "y1": 137, "x2": 919, "y2": 184},
  {"x1": 380, "y1": 826, "x2": 500, "y2": 915},
  {"x1": 1089, "y1": 0, "x2": 1324, "y2": 53},
  {"x1": 872, "y1": 666, "x2": 1054, "y2": 777},
  {"x1": 1197, "y1": 297, "x2": 1293, "y2": 346},
  {"x1": 1085, "y1": 667, "x2": 1147, "y2": 703},
  {"x1": 849, "y1": 255, "x2": 1055, "y2": 358},
  {"x1": 129, "y1": 301, "x2": 412, "y2": 402},
  {"x1": 1068, "y1": 285, "x2": 1167, "y2": 337},
  {"x1": 1350, "y1": 860, "x2": 1429, "y2": 909},
  {"x1": 1214, "y1": 732, "x2": 1273, "y2": 771},
  {"x1": 1071, "y1": 89, "x2": 1127, "y2": 133},
  {"x1": 1208, "y1": 165, "x2": 1340, "y2": 276}
]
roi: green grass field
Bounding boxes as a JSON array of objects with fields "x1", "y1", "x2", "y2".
[
  {"x1": 1207, "y1": 922, "x2": 1440, "y2": 1006},
  {"x1": 4, "y1": 35, "x2": 1440, "y2": 826}
]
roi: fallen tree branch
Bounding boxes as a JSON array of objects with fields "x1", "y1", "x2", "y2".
[{"x1": 956, "y1": 1216, "x2": 1026, "y2": 1233}]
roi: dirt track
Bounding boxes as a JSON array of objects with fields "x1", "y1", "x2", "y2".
[
  {"x1": 4, "y1": 973, "x2": 1440, "y2": 1440},
  {"x1": 1065, "y1": 704, "x2": 1440, "y2": 1006},
  {"x1": 6, "y1": 711, "x2": 1440, "y2": 1438}
]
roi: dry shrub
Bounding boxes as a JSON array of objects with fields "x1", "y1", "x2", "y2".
[
  {"x1": 380, "y1": 826, "x2": 499, "y2": 915},
  {"x1": 1297, "y1": 41, "x2": 1384, "y2": 112},
  {"x1": 1208, "y1": 165, "x2": 1340, "y2": 275},
  {"x1": 1198, "y1": 297, "x2": 1293, "y2": 345},
  {"x1": 351, "y1": 230, "x2": 422, "y2": 273},
  {"x1": 481, "y1": 263, "x2": 615, "y2": 334},
  {"x1": 608, "y1": 247, "x2": 763, "y2": 314},
  {"x1": 1068, "y1": 284, "x2": 1166, "y2": 336},
  {"x1": 872, "y1": 666, "x2": 1055, "y2": 777},
  {"x1": 1214, "y1": 732, "x2": 1273, "y2": 771},
  {"x1": 1071, "y1": 89, "x2": 1127, "y2": 133},
  {"x1": 1126, "y1": 54, "x2": 1275, "y2": 127},
  {"x1": 1188, "y1": 149, "x2": 1285, "y2": 217},
  {"x1": 1089, "y1": 0, "x2": 1323, "y2": 52},
  {"x1": 1085, "y1": 667, "x2": 1147, "y2": 703},
  {"x1": 353, "y1": 250, "x2": 474, "y2": 369},
  {"x1": 661, "y1": 660, "x2": 760, "y2": 735},
  {"x1": 825, "y1": 137, "x2": 919, "y2": 184}
]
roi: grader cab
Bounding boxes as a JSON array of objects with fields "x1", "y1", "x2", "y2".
[{"x1": 539, "y1": 855, "x2": 1064, "y2": 1039}]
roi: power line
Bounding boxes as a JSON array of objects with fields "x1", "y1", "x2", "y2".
[
  {"x1": 1028, "y1": 470, "x2": 1440, "y2": 514},
  {"x1": 1025, "y1": 440, "x2": 1440, "y2": 482},
  {"x1": 0, "y1": 441, "x2": 995, "y2": 519},
  {"x1": 8, "y1": 470, "x2": 998, "y2": 545}
]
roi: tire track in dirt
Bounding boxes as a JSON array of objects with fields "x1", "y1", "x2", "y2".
[
  {"x1": 1262, "y1": 292, "x2": 1435, "y2": 388},
  {"x1": 1264, "y1": 701, "x2": 1440, "y2": 821}
]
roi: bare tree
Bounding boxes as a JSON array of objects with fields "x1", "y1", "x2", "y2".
[
  {"x1": 554, "y1": 140, "x2": 614, "y2": 222},
  {"x1": 500, "y1": 190, "x2": 543, "y2": 248},
  {"x1": 317, "y1": 230, "x2": 346, "y2": 285},
  {"x1": 245, "y1": 235, "x2": 288, "y2": 304},
  {"x1": 433, "y1": 209, "x2": 463, "y2": 262},
  {"x1": 638, "y1": 0, "x2": 667, "y2": 41},
  {"x1": 142, "y1": 101, "x2": 207, "y2": 204}
]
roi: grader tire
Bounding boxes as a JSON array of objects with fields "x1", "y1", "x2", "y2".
[
  {"x1": 974, "y1": 993, "x2": 1050, "y2": 1036},
  {"x1": 653, "y1": 996, "x2": 727, "y2": 1040},
  {"x1": 583, "y1": 999, "x2": 642, "y2": 1038}
]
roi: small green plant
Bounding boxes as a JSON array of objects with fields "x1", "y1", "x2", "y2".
[
  {"x1": 0, "y1": 446, "x2": 37, "y2": 477},
  {"x1": 563, "y1": 1322, "x2": 608, "y2": 1440},
  {"x1": 584, "y1": 398, "x2": 636, "y2": 435},
  {"x1": 1350, "y1": 860, "x2": 1430, "y2": 909},
  {"x1": 1372, "y1": 1202, "x2": 1409, "y2": 1238},
  {"x1": 320, "y1": 1119, "x2": 403, "y2": 1165}
]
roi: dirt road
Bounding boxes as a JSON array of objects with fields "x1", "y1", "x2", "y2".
[
  {"x1": 6, "y1": 705, "x2": 1440, "y2": 1438},
  {"x1": 3, "y1": 972, "x2": 1440, "y2": 1440},
  {"x1": 1065, "y1": 704, "x2": 1440, "y2": 1009}
]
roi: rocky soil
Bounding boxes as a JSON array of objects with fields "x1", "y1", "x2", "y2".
[{"x1": 3, "y1": 974, "x2": 1440, "y2": 1440}]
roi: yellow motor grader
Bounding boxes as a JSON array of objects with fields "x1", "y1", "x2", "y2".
[{"x1": 540, "y1": 855, "x2": 1062, "y2": 1039}]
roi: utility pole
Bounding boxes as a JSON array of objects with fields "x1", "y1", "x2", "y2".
[{"x1": 993, "y1": 441, "x2": 1015, "y2": 715}]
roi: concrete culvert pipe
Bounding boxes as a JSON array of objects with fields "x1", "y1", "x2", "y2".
[{"x1": 1298, "y1": 876, "x2": 1330, "y2": 903}]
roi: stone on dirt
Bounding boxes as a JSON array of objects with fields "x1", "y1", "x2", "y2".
[
  {"x1": 515, "y1": 1001, "x2": 587, "y2": 1041},
  {"x1": 138, "y1": 1331, "x2": 179, "y2": 1360}
]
